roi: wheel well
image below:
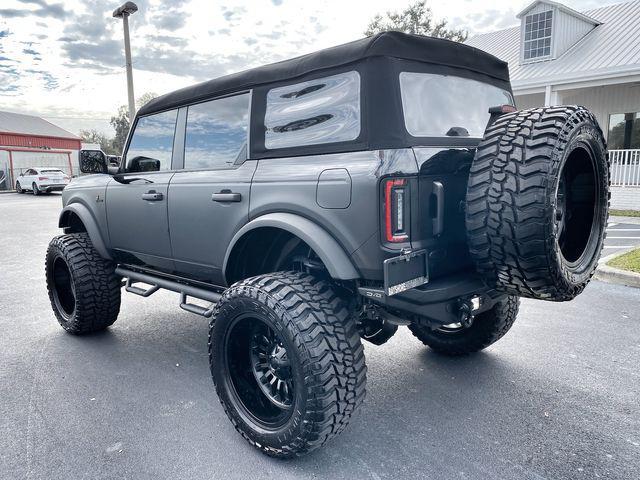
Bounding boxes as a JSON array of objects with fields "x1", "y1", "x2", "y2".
[
  {"x1": 225, "y1": 227, "x2": 326, "y2": 285},
  {"x1": 60, "y1": 211, "x2": 87, "y2": 234}
]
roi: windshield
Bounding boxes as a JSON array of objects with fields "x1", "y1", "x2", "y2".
[{"x1": 399, "y1": 72, "x2": 514, "y2": 138}]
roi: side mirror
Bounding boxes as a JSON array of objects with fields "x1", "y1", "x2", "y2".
[{"x1": 80, "y1": 150, "x2": 108, "y2": 174}]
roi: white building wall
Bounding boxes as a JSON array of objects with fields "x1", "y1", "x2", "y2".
[
  {"x1": 610, "y1": 187, "x2": 640, "y2": 211},
  {"x1": 560, "y1": 83, "x2": 640, "y2": 141},
  {"x1": 515, "y1": 92, "x2": 545, "y2": 109}
]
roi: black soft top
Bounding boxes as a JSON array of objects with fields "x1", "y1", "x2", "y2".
[{"x1": 138, "y1": 31, "x2": 509, "y2": 117}]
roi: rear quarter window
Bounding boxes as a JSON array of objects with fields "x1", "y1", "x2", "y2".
[
  {"x1": 399, "y1": 72, "x2": 514, "y2": 138},
  {"x1": 264, "y1": 70, "x2": 361, "y2": 150}
]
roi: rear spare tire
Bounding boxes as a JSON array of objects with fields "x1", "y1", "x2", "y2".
[{"x1": 466, "y1": 106, "x2": 609, "y2": 301}]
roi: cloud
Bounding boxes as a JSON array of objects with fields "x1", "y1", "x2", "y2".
[
  {"x1": 0, "y1": 30, "x2": 10, "y2": 38},
  {"x1": 149, "y1": 0, "x2": 191, "y2": 31},
  {"x1": 220, "y1": 5, "x2": 246, "y2": 23},
  {"x1": 0, "y1": 0, "x2": 68, "y2": 19},
  {"x1": 25, "y1": 68, "x2": 58, "y2": 89},
  {"x1": 271, "y1": 0, "x2": 283, "y2": 5}
]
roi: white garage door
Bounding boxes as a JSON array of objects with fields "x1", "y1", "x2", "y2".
[
  {"x1": 11, "y1": 151, "x2": 72, "y2": 177},
  {"x1": 0, "y1": 150, "x2": 10, "y2": 191}
]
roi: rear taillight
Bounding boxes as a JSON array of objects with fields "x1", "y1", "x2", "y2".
[
  {"x1": 384, "y1": 178, "x2": 409, "y2": 243},
  {"x1": 38, "y1": 176, "x2": 48, "y2": 181}
]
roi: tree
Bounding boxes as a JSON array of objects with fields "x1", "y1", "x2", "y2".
[
  {"x1": 79, "y1": 129, "x2": 117, "y2": 155},
  {"x1": 110, "y1": 92, "x2": 158, "y2": 154},
  {"x1": 110, "y1": 105, "x2": 130, "y2": 156},
  {"x1": 365, "y1": 1, "x2": 468, "y2": 42}
]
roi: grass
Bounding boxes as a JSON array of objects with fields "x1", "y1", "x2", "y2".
[
  {"x1": 608, "y1": 248, "x2": 640, "y2": 274},
  {"x1": 610, "y1": 209, "x2": 640, "y2": 217}
]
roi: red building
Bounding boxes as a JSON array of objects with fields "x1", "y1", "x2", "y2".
[{"x1": 0, "y1": 110, "x2": 81, "y2": 191}]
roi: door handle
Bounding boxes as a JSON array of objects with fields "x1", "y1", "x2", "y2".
[
  {"x1": 212, "y1": 190, "x2": 241, "y2": 202},
  {"x1": 141, "y1": 190, "x2": 164, "y2": 201}
]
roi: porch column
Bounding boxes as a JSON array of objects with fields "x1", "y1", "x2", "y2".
[{"x1": 544, "y1": 85, "x2": 560, "y2": 106}]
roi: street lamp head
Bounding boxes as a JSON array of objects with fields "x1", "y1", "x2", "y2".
[{"x1": 113, "y1": 1, "x2": 138, "y2": 18}]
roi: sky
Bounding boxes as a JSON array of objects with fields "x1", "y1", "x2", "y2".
[{"x1": 0, "y1": 0, "x2": 610, "y2": 137}]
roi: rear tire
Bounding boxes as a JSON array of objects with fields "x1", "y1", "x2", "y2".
[
  {"x1": 209, "y1": 271, "x2": 366, "y2": 457},
  {"x1": 409, "y1": 296, "x2": 519, "y2": 355},
  {"x1": 466, "y1": 106, "x2": 609, "y2": 301},
  {"x1": 32, "y1": 182, "x2": 40, "y2": 195},
  {"x1": 45, "y1": 233, "x2": 121, "y2": 334}
]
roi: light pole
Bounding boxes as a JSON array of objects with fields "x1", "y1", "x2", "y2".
[{"x1": 113, "y1": 2, "x2": 138, "y2": 123}]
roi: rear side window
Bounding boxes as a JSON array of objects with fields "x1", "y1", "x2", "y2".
[
  {"x1": 126, "y1": 109, "x2": 178, "y2": 172},
  {"x1": 399, "y1": 72, "x2": 514, "y2": 138},
  {"x1": 264, "y1": 71, "x2": 361, "y2": 150},
  {"x1": 184, "y1": 93, "x2": 249, "y2": 169}
]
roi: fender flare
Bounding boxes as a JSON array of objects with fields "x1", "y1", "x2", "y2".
[
  {"x1": 223, "y1": 213, "x2": 360, "y2": 282},
  {"x1": 58, "y1": 203, "x2": 112, "y2": 260}
]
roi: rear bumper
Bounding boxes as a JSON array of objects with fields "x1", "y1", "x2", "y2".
[
  {"x1": 358, "y1": 271, "x2": 504, "y2": 325},
  {"x1": 40, "y1": 184, "x2": 67, "y2": 192}
]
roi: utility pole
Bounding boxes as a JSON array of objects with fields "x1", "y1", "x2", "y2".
[{"x1": 113, "y1": 2, "x2": 139, "y2": 123}]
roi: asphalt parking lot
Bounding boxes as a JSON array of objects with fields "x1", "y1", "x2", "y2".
[{"x1": 1, "y1": 192, "x2": 639, "y2": 480}]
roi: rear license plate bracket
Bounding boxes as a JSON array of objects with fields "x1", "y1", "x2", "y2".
[{"x1": 383, "y1": 249, "x2": 429, "y2": 296}]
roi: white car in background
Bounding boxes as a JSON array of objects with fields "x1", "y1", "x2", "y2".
[{"x1": 15, "y1": 168, "x2": 70, "y2": 195}]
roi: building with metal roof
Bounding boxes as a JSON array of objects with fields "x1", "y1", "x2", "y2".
[
  {"x1": 0, "y1": 111, "x2": 81, "y2": 191},
  {"x1": 466, "y1": 0, "x2": 640, "y2": 208}
]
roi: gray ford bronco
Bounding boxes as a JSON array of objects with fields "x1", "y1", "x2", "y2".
[{"x1": 45, "y1": 32, "x2": 609, "y2": 457}]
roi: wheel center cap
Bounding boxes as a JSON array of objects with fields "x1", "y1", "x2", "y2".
[{"x1": 268, "y1": 345, "x2": 290, "y2": 378}]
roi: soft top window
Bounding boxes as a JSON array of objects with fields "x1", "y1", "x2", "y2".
[
  {"x1": 264, "y1": 70, "x2": 361, "y2": 150},
  {"x1": 399, "y1": 72, "x2": 514, "y2": 139}
]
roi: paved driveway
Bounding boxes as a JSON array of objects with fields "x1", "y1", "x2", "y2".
[{"x1": 1, "y1": 193, "x2": 639, "y2": 480}]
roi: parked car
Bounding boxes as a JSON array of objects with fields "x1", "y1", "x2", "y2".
[
  {"x1": 45, "y1": 32, "x2": 609, "y2": 457},
  {"x1": 16, "y1": 167, "x2": 70, "y2": 194}
]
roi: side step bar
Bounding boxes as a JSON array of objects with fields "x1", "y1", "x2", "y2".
[{"x1": 115, "y1": 266, "x2": 223, "y2": 318}]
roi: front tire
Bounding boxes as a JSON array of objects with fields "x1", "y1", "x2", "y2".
[
  {"x1": 409, "y1": 296, "x2": 519, "y2": 356},
  {"x1": 46, "y1": 233, "x2": 121, "y2": 334},
  {"x1": 209, "y1": 272, "x2": 366, "y2": 457},
  {"x1": 15, "y1": 181, "x2": 23, "y2": 193}
]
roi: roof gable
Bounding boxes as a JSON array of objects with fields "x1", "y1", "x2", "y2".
[
  {"x1": 465, "y1": 0, "x2": 640, "y2": 88},
  {"x1": 517, "y1": 0, "x2": 600, "y2": 25}
]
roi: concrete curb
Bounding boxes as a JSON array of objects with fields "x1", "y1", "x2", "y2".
[{"x1": 596, "y1": 248, "x2": 640, "y2": 289}]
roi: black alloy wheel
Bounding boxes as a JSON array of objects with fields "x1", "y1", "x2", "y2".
[{"x1": 224, "y1": 313, "x2": 296, "y2": 429}]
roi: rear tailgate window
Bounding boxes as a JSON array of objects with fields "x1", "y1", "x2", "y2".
[{"x1": 399, "y1": 72, "x2": 514, "y2": 138}]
